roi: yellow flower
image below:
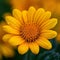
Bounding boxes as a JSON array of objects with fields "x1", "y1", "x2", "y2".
[
  {"x1": 0, "y1": 21, "x2": 14, "y2": 59},
  {"x1": 10, "y1": 0, "x2": 42, "y2": 10},
  {"x1": 42, "y1": 0, "x2": 56, "y2": 12},
  {"x1": 41, "y1": 0, "x2": 60, "y2": 15},
  {"x1": 3, "y1": 7, "x2": 57, "y2": 54},
  {"x1": 10, "y1": 0, "x2": 60, "y2": 15}
]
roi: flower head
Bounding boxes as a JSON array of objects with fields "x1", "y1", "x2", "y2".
[
  {"x1": 0, "y1": 21, "x2": 14, "y2": 59},
  {"x1": 3, "y1": 7, "x2": 57, "y2": 54}
]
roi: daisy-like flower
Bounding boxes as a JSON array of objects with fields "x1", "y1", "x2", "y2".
[
  {"x1": 0, "y1": 21, "x2": 14, "y2": 59},
  {"x1": 3, "y1": 7, "x2": 57, "y2": 54}
]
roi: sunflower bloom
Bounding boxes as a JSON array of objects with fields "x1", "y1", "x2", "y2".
[{"x1": 3, "y1": 7, "x2": 57, "y2": 54}]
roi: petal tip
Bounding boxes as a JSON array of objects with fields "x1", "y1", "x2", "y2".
[
  {"x1": 13, "y1": 9, "x2": 19, "y2": 12},
  {"x1": 29, "y1": 6, "x2": 35, "y2": 9},
  {"x1": 18, "y1": 44, "x2": 29, "y2": 55},
  {"x1": 54, "y1": 31, "x2": 57, "y2": 37},
  {"x1": 47, "y1": 43, "x2": 52, "y2": 50}
]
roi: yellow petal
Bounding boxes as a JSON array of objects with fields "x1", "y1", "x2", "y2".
[
  {"x1": 40, "y1": 18, "x2": 57, "y2": 30},
  {"x1": 38, "y1": 11, "x2": 51, "y2": 25},
  {"x1": 3, "y1": 25, "x2": 19, "y2": 35},
  {"x1": 34, "y1": 8, "x2": 45, "y2": 22},
  {"x1": 28, "y1": 7, "x2": 36, "y2": 23},
  {"x1": 1, "y1": 44, "x2": 14, "y2": 57},
  {"x1": 37, "y1": 37, "x2": 52, "y2": 50},
  {"x1": 22, "y1": 10, "x2": 28, "y2": 23},
  {"x1": 3, "y1": 34, "x2": 13, "y2": 42},
  {"x1": 9, "y1": 36, "x2": 24, "y2": 46},
  {"x1": 18, "y1": 43, "x2": 29, "y2": 54},
  {"x1": 12, "y1": 9, "x2": 23, "y2": 24},
  {"x1": 29, "y1": 42, "x2": 39, "y2": 54},
  {"x1": 40, "y1": 30, "x2": 57, "y2": 39},
  {"x1": 5, "y1": 16, "x2": 21, "y2": 30}
]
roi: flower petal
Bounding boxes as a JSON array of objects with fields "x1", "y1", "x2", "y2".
[
  {"x1": 22, "y1": 10, "x2": 28, "y2": 23},
  {"x1": 40, "y1": 30, "x2": 57, "y2": 39},
  {"x1": 34, "y1": 8, "x2": 45, "y2": 22},
  {"x1": 38, "y1": 11, "x2": 51, "y2": 25},
  {"x1": 40, "y1": 18, "x2": 57, "y2": 30},
  {"x1": 3, "y1": 34, "x2": 13, "y2": 42},
  {"x1": 9, "y1": 36, "x2": 25, "y2": 46},
  {"x1": 12, "y1": 9, "x2": 23, "y2": 24},
  {"x1": 36, "y1": 37, "x2": 52, "y2": 50},
  {"x1": 29, "y1": 42, "x2": 39, "y2": 54},
  {"x1": 28, "y1": 7, "x2": 36, "y2": 22},
  {"x1": 5, "y1": 16, "x2": 21, "y2": 30},
  {"x1": 18, "y1": 43, "x2": 29, "y2": 54},
  {"x1": 3, "y1": 25, "x2": 19, "y2": 35},
  {"x1": 1, "y1": 44, "x2": 14, "y2": 57}
]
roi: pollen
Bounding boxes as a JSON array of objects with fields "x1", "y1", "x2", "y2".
[{"x1": 20, "y1": 23, "x2": 40, "y2": 42}]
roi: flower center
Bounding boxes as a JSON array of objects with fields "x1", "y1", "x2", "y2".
[{"x1": 20, "y1": 23, "x2": 40, "y2": 42}]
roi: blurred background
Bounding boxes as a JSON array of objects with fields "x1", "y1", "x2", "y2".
[{"x1": 0, "y1": 0, "x2": 60, "y2": 60}]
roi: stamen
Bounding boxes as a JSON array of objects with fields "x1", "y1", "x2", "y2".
[{"x1": 20, "y1": 23, "x2": 40, "y2": 42}]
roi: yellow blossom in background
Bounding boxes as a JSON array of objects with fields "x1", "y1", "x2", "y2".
[
  {"x1": 10, "y1": 0, "x2": 60, "y2": 15},
  {"x1": 3, "y1": 7, "x2": 57, "y2": 54},
  {"x1": 42, "y1": 0, "x2": 56, "y2": 13},
  {"x1": 42, "y1": 0, "x2": 60, "y2": 15},
  {"x1": 10, "y1": 0, "x2": 42, "y2": 10},
  {"x1": 0, "y1": 21, "x2": 14, "y2": 59},
  {"x1": 10, "y1": 0, "x2": 30, "y2": 10}
]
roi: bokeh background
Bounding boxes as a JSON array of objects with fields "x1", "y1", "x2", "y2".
[{"x1": 0, "y1": 0, "x2": 60, "y2": 60}]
